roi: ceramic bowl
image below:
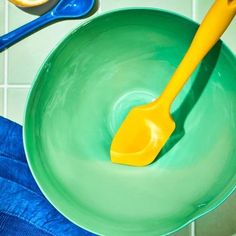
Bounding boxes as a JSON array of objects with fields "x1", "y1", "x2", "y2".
[{"x1": 24, "y1": 9, "x2": 236, "y2": 235}]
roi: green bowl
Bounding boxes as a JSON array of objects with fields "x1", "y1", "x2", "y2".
[{"x1": 24, "y1": 9, "x2": 236, "y2": 236}]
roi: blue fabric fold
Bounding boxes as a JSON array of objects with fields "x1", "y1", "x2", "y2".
[
  {"x1": 0, "y1": 117, "x2": 26, "y2": 163},
  {"x1": 0, "y1": 116, "x2": 94, "y2": 236}
]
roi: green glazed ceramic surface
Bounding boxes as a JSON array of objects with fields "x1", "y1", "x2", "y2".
[{"x1": 24, "y1": 9, "x2": 236, "y2": 236}]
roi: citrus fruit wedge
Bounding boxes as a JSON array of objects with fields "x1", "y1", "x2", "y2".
[{"x1": 9, "y1": 0, "x2": 49, "y2": 7}]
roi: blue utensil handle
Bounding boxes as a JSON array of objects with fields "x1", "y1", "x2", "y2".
[{"x1": 0, "y1": 12, "x2": 57, "y2": 52}]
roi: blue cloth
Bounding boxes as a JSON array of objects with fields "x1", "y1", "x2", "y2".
[{"x1": 0, "y1": 116, "x2": 94, "y2": 236}]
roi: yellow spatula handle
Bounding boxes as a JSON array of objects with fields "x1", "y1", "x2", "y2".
[{"x1": 159, "y1": 0, "x2": 236, "y2": 108}]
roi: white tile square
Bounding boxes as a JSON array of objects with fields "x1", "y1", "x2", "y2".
[
  {"x1": 0, "y1": 56, "x2": 4, "y2": 85},
  {"x1": 7, "y1": 88, "x2": 29, "y2": 124},
  {"x1": 0, "y1": 1, "x2": 5, "y2": 85},
  {"x1": 100, "y1": 0, "x2": 192, "y2": 18},
  {"x1": 0, "y1": 1, "x2": 5, "y2": 34},
  {"x1": 0, "y1": 89, "x2": 3, "y2": 116}
]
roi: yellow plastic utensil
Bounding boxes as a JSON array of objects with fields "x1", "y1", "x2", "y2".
[{"x1": 110, "y1": 0, "x2": 236, "y2": 167}]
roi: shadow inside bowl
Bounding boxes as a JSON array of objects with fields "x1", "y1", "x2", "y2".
[{"x1": 158, "y1": 40, "x2": 223, "y2": 159}]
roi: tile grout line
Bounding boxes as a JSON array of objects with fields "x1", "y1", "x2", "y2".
[
  {"x1": 98, "y1": 1, "x2": 102, "y2": 14},
  {"x1": 191, "y1": 0, "x2": 198, "y2": 234},
  {"x1": 0, "y1": 84, "x2": 31, "y2": 88},
  {"x1": 192, "y1": 0, "x2": 197, "y2": 21},
  {"x1": 190, "y1": 221, "x2": 196, "y2": 236},
  {"x1": 190, "y1": 0, "x2": 197, "y2": 235},
  {"x1": 3, "y1": 0, "x2": 9, "y2": 117}
]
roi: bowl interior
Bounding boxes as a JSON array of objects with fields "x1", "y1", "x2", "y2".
[{"x1": 24, "y1": 9, "x2": 236, "y2": 236}]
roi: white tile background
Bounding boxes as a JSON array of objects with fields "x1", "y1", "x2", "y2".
[{"x1": 0, "y1": 0, "x2": 235, "y2": 235}]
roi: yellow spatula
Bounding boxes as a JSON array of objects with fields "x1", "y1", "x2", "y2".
[{"x1": 110, "y1": 0, "x2": 236, "y2": 167}]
